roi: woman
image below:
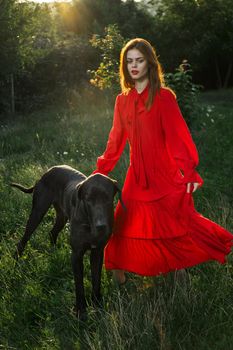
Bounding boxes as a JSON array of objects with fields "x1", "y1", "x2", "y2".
[{"x1": 93, "y1": 38, "x2": 232, "y2": 284}]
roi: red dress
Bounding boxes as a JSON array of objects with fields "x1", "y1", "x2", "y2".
[{"x1": 93, "y1": 86, "x2": 233, "y2": 276}]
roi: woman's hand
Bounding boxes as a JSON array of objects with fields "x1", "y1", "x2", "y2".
[{"x1": 186, "y1": 182, "x2": 199, "y2": 193}]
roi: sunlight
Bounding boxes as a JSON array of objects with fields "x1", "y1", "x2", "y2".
[{"x1": 21, "y1": 0, "x2": 71, "y2": 3}]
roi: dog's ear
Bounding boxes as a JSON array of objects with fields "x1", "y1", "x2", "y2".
[
  {"x1": 71, "y1": 182, "x2": 84, "y2": 207},
  {"x1": 112, "y1": 180, "x2": 127, "y2": 211},
  {"x1": 112, "y1": 179, "x2": 120, "y2": 195}
]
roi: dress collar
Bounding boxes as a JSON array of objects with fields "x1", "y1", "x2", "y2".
[{"x1": 131, "y1": 83, "x2": 150, "y2": 100}]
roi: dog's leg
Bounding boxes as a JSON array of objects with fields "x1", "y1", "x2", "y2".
[
  {"x1": 15, "y1": 187, "x2": 52, "y2": 258},
  {"x1": 49, "y1": 204, "x2": 67, "y2": 245},
  {"x1": 90, "y1": 248, "x2": 104, "y2": 308},
  {"x1": 71, "y1": 248, "x2": 87, "y2": 319}
]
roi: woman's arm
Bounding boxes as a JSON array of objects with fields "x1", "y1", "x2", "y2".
[
  {"x1": 161, "y1": 89, "x2": 203, "y2": 188},
  {"x1": 93, "y1": 95, "x2": 127, "y2": 175}
]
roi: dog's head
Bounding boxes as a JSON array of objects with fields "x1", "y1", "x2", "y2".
[{"x1": 72, "y1": 173, "x2": 124, "y2": 246}]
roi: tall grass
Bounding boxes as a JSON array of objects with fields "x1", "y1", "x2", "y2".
[{"x1": 0, "y1": 89, "x2": 233, "y2": 349}]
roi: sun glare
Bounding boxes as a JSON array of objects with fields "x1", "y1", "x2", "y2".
[{"x1": 26, "y1": 0, "x2": 71, "y2": 3}]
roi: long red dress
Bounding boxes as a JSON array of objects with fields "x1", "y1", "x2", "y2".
[{"x1": 93, "y1": 86, "x2": 233, "y2": 276}]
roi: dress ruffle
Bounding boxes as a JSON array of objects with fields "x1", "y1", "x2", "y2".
[
  {"x1": 113, "y1": 186, "x2": 193, "y2": 239},
  {"x1": 104, "y1": 189, "x2": 233, "y2": 276}
]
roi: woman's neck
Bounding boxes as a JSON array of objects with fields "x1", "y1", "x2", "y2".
[{"x1": 135, "y1": 77, "x2": 149, "y2": 94}]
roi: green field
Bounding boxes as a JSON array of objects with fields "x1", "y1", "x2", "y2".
[{"x1": 0, "y1": 89, "x2": 233, "y2": 349}]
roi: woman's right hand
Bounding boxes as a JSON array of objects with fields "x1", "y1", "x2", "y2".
[{"x1": 186, "y1": 182, "x2": 199, "y2": 193}]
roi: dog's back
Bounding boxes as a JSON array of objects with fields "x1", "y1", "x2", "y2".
[
  {"x1": 41, "y1": 165, "x2": 86, "y2": 191},
  {"x1": 11, "y1": 165, "x2": 86, "y2": 197}
]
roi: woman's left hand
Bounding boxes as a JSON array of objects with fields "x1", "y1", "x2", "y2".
[{"x1": 186, "y1": 182, "x2": 199, "y2": 193}]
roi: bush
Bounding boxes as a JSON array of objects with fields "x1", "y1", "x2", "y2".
[
  {"x1": 15, "y1": 35, "x2": 98, "y2": 112},
  {"x1": 89, "y1": 24, "x2": 125, "y2": 94},
  {"x1": 165, "y1": 60, "x2": 202, "y2": 126}
]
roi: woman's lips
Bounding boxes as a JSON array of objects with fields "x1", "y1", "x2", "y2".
[{"x1": 131, "y1": 70, "x2": 139, "y2": 75}]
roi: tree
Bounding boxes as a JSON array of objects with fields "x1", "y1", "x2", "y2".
[
  {"x1": 151, "y1": 0, "x2": 233, "y2": 89},
  {"x1": 0, "y1": 0, "x2": 20, "y2": 112},
  {"x1": 0, "y1": 0, "x2": 19, "y2": 75},
  {"x1": 0, "y1": 1, "x2": 57, "y2": 113},
  {"x1": 89, "y1": 24, "x2": 125, "y2": 93}
]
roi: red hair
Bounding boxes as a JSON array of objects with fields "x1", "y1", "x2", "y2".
[{"x1": 120, "y1": 38, "x2": 165, "y2": 109}]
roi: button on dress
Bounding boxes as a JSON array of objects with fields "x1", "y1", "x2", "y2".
[{"x1": 93, "y1": 86, "x2": 233, "y2": 276}]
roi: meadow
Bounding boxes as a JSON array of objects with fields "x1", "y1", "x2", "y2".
[{"x1": 0, "y1": 89, "x2": 233, "y2": 349}]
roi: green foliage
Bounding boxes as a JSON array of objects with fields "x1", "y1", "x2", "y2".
[
  {"x1": 16, "y1": 3, "x2": 55, "y2": 71},
  {"x1": 1, "y1": 0, "x2": 233, "y2": 114},
  {"x1": 0, "y1": 0, "x2": 157, "y2": 113},
  {"x1": 0, "y1": 1, "x2": 56, "y2": 113},
  {"x1": 89, "y1": 24, "x2": 125, "y2": 93},
  {"x1": 0, "y1": 0, "x2": 19, "y2": 75},
  {"x1": 0, "y1": 0, "x2": 19, "y2": 111},
  {"x1": 17, "y1": 35, "x2": 97, "y2": 111},
  {"x1": 165, "y1": 61, "x2": 202, "y2": 126},
  {"x1": 70, "y1": 0, "x2": 155, "y2": 40},
  {"x1": 153, "y1": 0, "x2": 233, "y2": 88}
]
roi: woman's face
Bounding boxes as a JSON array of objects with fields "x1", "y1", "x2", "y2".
[{"x1": 126, "y1": 48, "x2": 149, "y2": 82}]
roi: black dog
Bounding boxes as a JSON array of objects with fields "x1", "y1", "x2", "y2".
[{"x1": 11, "y1": 165, "x2": 123, "y2": 318}]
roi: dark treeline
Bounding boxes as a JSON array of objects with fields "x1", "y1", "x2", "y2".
[{"x1": 0, "y1": 0, "x2": 232, "y2": 114}]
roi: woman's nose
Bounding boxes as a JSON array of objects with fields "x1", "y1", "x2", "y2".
[{"x1": 132, "y1": 61, "x2": 137, "y2": 68}]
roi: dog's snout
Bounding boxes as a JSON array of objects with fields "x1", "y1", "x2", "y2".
[{"x1": 92, "y1": 223, "x2": 111, "y2": 247}]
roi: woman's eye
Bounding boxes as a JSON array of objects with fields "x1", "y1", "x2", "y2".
[{"x1": 127, "y1": 59, "x2": 144, "y2": 64}]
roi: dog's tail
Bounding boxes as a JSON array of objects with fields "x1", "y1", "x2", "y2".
[{"x1": 10, "y1": 182, "x2": 34, "y2": 194}]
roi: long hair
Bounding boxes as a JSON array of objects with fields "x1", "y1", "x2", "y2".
[{"x1": 120, "y1": 38, "x2": 165, "y2": 109}]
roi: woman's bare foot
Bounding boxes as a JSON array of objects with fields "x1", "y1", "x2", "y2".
[{"x1": 113, "y1": 270, "x2": 126, "y2": 285}]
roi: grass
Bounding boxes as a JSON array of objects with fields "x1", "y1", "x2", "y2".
[{"x1": 0, "y1": 89, "x2": 233, "y2": 349}]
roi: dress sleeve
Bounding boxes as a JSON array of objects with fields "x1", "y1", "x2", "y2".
[
  {"x1": 92, "y1": 95, "x2": 127, "y2": 175},
  {"x1": 161, "y1": 89, "x2": 203, "y2": 186}
]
